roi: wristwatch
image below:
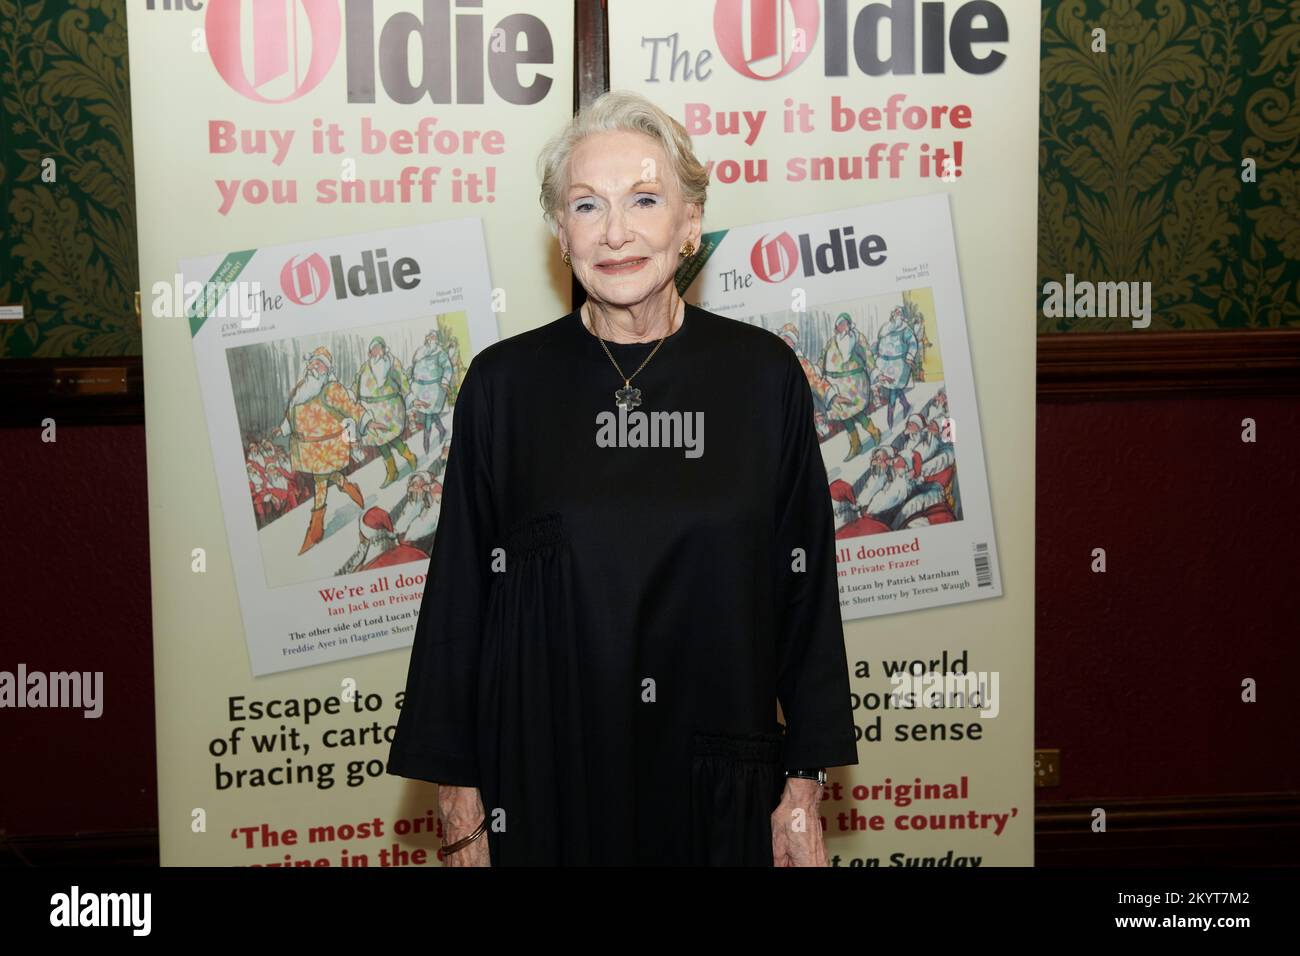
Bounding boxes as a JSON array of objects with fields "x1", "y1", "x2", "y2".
[{"x1": 785, "y1": 768, "x2": 828, "y2": 786}]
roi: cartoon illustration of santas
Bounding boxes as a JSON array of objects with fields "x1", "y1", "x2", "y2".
[
  {"x1": 821, "y1": 313, "x2": 882, "y2": 461},
  {"x1": 408, "y1": 330, "x2": 455, "y2": 455},
  {"x1": 337, "y1": 506, "x2": 431, "y2": 574},
  {"x1": 278, "y1": 346, "x2": 370, "y2": 555},
  {"x1": 355, "y1": 335, "x2": 418, "y2": 489}
]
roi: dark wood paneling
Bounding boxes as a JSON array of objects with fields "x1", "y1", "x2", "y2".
[
  {"x1": 0, "y1": 357, "x2": 145, "y2": 427},
  {"x1": 575, "y1": 0, "x2": 608, "y2": 110},
  {"x1": 570, "y1": 0, "x2": 609, "y2": 313},
  {"x1": 1036, "y1": 793, "x2": 1300, "y2": 866},
  {"x1": 0, "y1": 830, "x2": 159, "y2": 868},
  {"x1": 1038, "y1": 330, "x2": 1300, "y2": 399}
]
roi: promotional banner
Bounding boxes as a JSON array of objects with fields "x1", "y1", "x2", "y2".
[
  {"x1": 183, "y1": 219, "x2": 500, "y2": 676},
  {"x1": 131, "y1": 1, "x2": 572, "y2": 865},
  {"x1": 614, "y1": 0, "x2": 1039, "y2": 865},
  {"x1": 689, "y1": 192, "x2": 1002, "y2": 620}
]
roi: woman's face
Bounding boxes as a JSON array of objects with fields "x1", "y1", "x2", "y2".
[{"x1": 558, "y1": 129, "x2": 700, "y2": 309}]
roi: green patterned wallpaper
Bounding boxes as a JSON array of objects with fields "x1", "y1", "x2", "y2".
[
  {"x1": 0, "y1": 1, "x2": 1296, "y2": 359},
  {"x1": 1, "y1": 0, "x2": 136, "y2": 358},
  {"x1": 1039, "y1": 0, "x2": 1300, "y2": 331}
]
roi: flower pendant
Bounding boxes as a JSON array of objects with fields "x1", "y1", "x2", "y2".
[{"x1": 615, "y1": 384, "x2": 642, "y2": 410}]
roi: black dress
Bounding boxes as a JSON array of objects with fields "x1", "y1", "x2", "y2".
[{"x1": 386, "y1": 303, "x2": 859, "y2": 865}]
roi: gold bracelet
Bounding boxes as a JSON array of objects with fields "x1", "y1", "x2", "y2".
[{"x1": 441, "y1": 817, "x2": 487, "y2": 856}]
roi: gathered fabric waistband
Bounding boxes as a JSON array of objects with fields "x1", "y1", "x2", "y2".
[
  {"x1": 499, "y1": 511, "x2": 566, "y2": 556},
  {"x1": 691, "y1": 731, "x2": 783, "y2": 763}
]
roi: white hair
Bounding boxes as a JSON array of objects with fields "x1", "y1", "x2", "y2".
[{"x1": 536, "y1": 89, "x2": 708, "y2": 236}]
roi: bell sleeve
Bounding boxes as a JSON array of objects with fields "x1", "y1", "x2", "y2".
[
  {"x1": 386, "y1": 355, "x2": 496, "y2": 788},
  {"x1": 772, "y1": 347, "x2": 861, "y2": 772}
]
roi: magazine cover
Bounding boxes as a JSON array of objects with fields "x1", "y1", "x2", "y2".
[
  {"x1": 684, "y1": 191, "x2": 1002, "y2": 619},
  {"x1": 182, "y1": 219, "x2": 499, "y2": 675}
]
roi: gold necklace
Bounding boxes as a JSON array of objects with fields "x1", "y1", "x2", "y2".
[{"x1": 585, "y1": 298, "x2": 681, "y2": 410}]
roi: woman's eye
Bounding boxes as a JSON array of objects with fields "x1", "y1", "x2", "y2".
[
  {"x1": 634, "y1": 194, "x2": 660, "y2": 207},
  {"x1": 573, "y1": 199, "x2": 596, "y2": 213}
]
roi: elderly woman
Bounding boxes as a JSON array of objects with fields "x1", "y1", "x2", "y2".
[{"x1": 387, "y1": 90, "x2": 858, "y2": 866}]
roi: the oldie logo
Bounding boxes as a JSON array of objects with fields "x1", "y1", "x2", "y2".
[
  {"x1": 203, "y1": 0, "x2": 555, "y2": 105},
  {"x1": 712, "y1": 0, "x2": 1009, "y2": 79},
  {"x1": 280, "y1": 248, "x2": 421, "y2": 305},
  {"x1": 750, "y1": 227, "x2": 888, "y2": 283}
]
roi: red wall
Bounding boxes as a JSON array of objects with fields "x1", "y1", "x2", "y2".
[
  {"x1": 2, "y1": 423, "x2": 157, "y2": 833},
  {"x1": 2, "y1": 393, "x2": 1297, "y2": 836},
  {"x1": 1036, "y1": 394, "x2": 1299, "y2": 797}
]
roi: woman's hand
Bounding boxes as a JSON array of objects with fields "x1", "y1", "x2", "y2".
[
  {"x1": 770, "y1": 776, "x2": 828, "y2": 867},
  {"x1": 437, "y1": 784, "x2": 490, "y2": 867}
]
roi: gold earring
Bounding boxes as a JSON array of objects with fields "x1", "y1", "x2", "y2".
[
  {"x1": 680, "y1": 241, "x2": 695, "y2": 257},
  {"x1": 563, "y1": 251, "x2": 571, "y2": 267}
]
